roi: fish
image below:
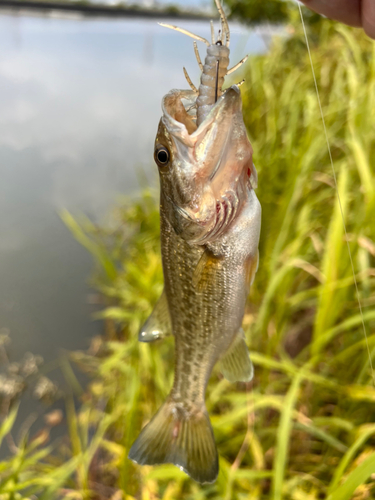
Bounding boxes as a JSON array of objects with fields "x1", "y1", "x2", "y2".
[{"x1": 129, "y1": 0, "x2": 261, "y2": 484}]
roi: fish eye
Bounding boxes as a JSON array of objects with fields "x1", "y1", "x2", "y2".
[{"x1": 155, "y1": 146, "x2": 170, "y2": 167}]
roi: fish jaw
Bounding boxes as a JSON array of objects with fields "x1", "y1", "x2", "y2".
[{"x1": 157, "y1": 85, "x2": 255, "y2": 244}]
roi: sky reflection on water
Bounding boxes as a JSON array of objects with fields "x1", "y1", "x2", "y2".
[{"x1": 0, "y1": 13, "x2": 266, "y2": 362}]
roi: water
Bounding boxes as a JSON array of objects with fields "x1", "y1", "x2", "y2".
[{"x1": 0, "y1": 13, "x2": 267, "y2": 366}]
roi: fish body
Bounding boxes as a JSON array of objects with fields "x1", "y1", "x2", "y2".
[
  {"x1": 162, "y1": 189, "x2": 261, "y2": 406},
  {"x1": 129, "y1": 4, "x2": 261, "y2": 484}
]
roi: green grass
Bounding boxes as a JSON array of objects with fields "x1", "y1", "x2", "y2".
[{"x1": 1, "y1": 10, "x2": 375, "y2": 500}]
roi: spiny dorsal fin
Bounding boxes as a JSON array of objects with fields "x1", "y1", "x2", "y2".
[
  {"x1": 219, "y1": 329, "x2": 254, "y2": 383},
  {"x1": 138, "y1": 290, "x2": 172, "y2": 343}
]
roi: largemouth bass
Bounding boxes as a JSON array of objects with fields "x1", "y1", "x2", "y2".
[{"x1": 129, "y1": 0, "x2": 261, "y2": 484}]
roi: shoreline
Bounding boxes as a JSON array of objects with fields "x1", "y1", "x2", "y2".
[{"x1": 0, "y1": 0, "x2": 216, "y2": 19}]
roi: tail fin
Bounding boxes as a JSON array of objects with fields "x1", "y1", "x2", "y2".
[{"x1": 128, "y1": 399, "x2": 218, "y2": 484}]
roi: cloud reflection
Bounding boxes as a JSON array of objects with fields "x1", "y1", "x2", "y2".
[{"x1": 0, "y1": 14, "x2": 266, "y2": 360}]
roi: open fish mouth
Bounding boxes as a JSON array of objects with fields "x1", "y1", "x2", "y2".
[
  {"x1": 161, "y1": 85, "x2": 242, "y2": 141},
  {"x1": 161, "y1": 85, "x2": 253, "y2": 184},
  {"x1": 159, "y1": 85, "x2": 256, "y2": 244}
]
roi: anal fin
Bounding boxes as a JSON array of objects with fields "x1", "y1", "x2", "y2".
[
  {"x1": 219, "y1": 329, "x2": 254, "y2": 383},
  {"x1": 138, "y1": 290, "x2": 172, "y2": 342}
]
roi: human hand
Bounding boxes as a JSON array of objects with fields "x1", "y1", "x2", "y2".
[{"x1": 301, "y1": 0, "x2": 375, "y2": 39}]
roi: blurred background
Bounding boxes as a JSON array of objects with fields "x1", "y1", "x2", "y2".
[{"x1": 0, "y1": 1, "x2": 375, "y2": 499}]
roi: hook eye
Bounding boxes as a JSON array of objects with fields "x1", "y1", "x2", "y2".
[{"x1": 155, "y1": 146, "x2": 170, "y2": 168}]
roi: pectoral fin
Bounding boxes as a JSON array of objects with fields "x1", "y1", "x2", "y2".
[
  {"x1": 219, "y1": 329, "x2": 254, "y2": 383},
  {"x1": 138, "y1": 290, "x2": 172, "y2": 342},
  {"x1": 245, "y1": 249, "x2": 259, "y2": 288}
]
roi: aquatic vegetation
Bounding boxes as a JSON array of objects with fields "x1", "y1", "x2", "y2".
[{"x1": 0, "y1": 17, "x2": 374, "y2": 500}]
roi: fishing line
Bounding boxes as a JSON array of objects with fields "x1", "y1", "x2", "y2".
[
  {"x1": 297, "y1": 2, "x2": 375, "y2": 386},
  {"x1": 229, "y1": 382, "x2": 255, "y2": 482}
]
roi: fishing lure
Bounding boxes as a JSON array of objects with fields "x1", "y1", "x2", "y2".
[
  {"x1": 159, "y1": 0, "x2": 248, "y2": 126},
  {"x1": 129, "y1": 0, "x2": 260, "y2": 483}
]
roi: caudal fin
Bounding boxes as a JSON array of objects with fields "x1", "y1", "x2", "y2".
[{"x1": 128, "y1": 400, "x2": 218, "y2": 484}]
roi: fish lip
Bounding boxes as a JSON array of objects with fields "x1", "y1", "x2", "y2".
[
  {"x1": 161, "y1": 89, "x2": 197, "y2": 147},
  {"x1": 161, "y1": 85, "x2": 242, "y2": 143}
]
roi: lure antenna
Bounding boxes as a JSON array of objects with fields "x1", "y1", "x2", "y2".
[
  {"x1": 210, "y1": 20, "x2": 215, "y2": 44},
  {"x1": 227, "y1": 55, "x2": 249, "y2": 75},
  {"x1": 183, "y1": 67, "x2": 198, "y2": 93},
  {"x1": 214, "y1": 0, "x2": 230, "y2": 47},
  {"x1": 158, "y1": 23, "x2": 210, "y2": 46},
  {"x1": 193, "y1": 42, "x2": 203, "y2": 72}
]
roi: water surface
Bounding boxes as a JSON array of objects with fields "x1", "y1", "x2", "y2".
[{"x1": 0, "y1": 13, "x2": 267, "y2": 364}]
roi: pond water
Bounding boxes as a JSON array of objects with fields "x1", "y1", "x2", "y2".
[{"x1": 0, "y1": 13, "x2": 268, "y2": 367}]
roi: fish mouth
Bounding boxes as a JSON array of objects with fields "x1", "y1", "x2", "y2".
[
  {"x1": 161, "y1": 86, "x2": 242, "y2": 143},
  {"x1": 161, "y1": 86, "x2": 249, "y2": 181},
  {"x1": 160, "y1": 86, "x2": 254, "y2": 243}
]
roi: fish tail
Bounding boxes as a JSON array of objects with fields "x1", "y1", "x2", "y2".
[{"x1": 128, "y1": 398, "x2": 218, "y2": 484}]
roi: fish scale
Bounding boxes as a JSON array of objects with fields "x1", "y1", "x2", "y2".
[{"x1": 161, "y1": 203, "x2": 250, "y2": 406}]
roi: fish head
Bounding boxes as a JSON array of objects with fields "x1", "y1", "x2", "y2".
[{"x1": 155, "y1": 85, "x2": 255, "y2": 243}]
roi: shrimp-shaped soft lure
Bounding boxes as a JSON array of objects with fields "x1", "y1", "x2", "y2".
[{"x1": 159, "y1": 0, "x2": 248, "y2": 126}]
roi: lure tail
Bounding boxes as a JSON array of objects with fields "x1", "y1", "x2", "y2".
[{"x1": 128, "y1": 398, "x2": 218, "y2": 484}]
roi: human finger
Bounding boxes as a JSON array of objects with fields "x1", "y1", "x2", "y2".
[
  {"x1": 300, "y1": 0, "x2": 362, "y2": 27},
  {"x1": 362, "y1": 0, "x2": 375, "y2": 38}
]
